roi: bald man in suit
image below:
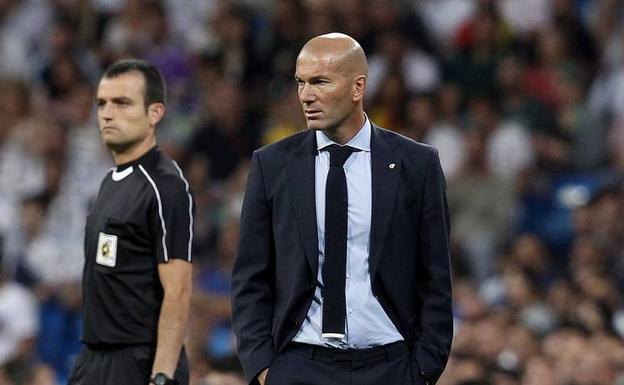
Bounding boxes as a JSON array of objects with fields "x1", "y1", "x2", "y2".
[{"x1": 232, "y1": 33, "x2": 453, "y2": 385}]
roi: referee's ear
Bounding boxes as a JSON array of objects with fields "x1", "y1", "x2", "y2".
[{"x1": 147, "y1": 102, "x2": 166, "y2": 127}]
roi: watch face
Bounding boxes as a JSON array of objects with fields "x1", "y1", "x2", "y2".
[{"x1": 154, "y1": 374, "x2": 167, "y2": 385}]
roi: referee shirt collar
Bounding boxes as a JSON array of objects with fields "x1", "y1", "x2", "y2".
[{"x1": 115, "y1": 146, "x2": 160, "y2": 171}]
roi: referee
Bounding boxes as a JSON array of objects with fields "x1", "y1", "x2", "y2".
[{"x1": 68, "y1": 59, "x2": 193, "y2": 385}]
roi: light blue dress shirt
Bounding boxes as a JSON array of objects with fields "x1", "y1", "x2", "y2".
[{"x1": 292, "y1": 117, "x2": 404, "y2": 349}]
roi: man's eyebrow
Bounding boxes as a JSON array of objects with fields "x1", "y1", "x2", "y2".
[
  {"x1": 111, "y1": 96, "x2": 133, "y2": 102},
  {"x1": 295, "y1": 75, "x2": 330, "y2": 82},
  {"x1": 95, "y1": 96, "x2": 135, "y2": 106}
]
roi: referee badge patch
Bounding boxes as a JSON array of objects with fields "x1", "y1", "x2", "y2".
[{"x1": 96, "y1": 232, "x2": 118, "y2": 267}]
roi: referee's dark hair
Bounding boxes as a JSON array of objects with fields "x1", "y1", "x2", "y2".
[{"x1": 102, "y1": 59, "x2": 166, "y2": 109}]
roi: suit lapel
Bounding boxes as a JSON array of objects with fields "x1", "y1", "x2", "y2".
[
  {"x1": 369, "y1": 125, "x2": 402, "y2": 279},
  {"x1": 287, "y1": 130, "x2": 319, "y2": 278}
]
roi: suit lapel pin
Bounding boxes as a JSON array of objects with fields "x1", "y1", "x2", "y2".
[{"x1": 389, "y1": 163, "x2": 396, "y2": 169}]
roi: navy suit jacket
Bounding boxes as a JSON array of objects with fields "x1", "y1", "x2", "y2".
[{"x1": 231, "y1": 125, "x2": 453, "y2": 384}]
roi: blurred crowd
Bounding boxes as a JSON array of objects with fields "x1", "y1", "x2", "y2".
[{"x1": 0, "y1": 0, "x2": 624, "y2": 384}]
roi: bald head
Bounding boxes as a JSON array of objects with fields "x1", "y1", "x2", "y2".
[
  {"x1": 298, "y1": 33, "x2": 368, "y2": 77},
  {"x1": 295, "y1": 33, "x2": 368, "y2": 143}
]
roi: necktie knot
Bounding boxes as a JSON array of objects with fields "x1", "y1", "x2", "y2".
[{"x1": 325, "y1": 144, "x2": 358, "y2": 167}]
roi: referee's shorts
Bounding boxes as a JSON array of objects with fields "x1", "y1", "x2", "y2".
[{"x1": 68, "y1": 343, "x2": 189, "y2": 385}]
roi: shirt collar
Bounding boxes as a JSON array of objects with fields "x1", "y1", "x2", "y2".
[
  {"x1": 316, "y1": 114, "x2": 371, "y2": 152},
  {"x1": 115, "y1": 145, "x2": 160, "y2": 171}
]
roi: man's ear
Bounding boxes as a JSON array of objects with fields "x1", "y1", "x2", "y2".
[
  {"x1": 353, "y1": 75, "x2": 367, "y2": 102},
  {"x1": 148, "y1": 103, "x2": 165, "y2": 126}
]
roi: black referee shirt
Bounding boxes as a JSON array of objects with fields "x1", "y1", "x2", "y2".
[{"x1": 81, "y1": 146, "x2": 194, "y2": 345}]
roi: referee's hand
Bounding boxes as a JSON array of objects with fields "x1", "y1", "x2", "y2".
[{"x1": 257, "y1": 368, "x2": 269, "y2": 385}]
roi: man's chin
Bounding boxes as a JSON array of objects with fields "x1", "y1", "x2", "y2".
[
  {"x1": 103, "y1": 139, "x2": 130, "y2": 154},
  {"x1": 305, "y1": 121, "x2": 326, "y2": 131}
]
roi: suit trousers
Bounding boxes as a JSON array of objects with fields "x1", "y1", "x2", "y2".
[
  {"x1": 68, "y1": 344, "x2": 189, "y2": 385},
  {"x1": 264, "y1": 342, "x2": 426, "y2": 385}
]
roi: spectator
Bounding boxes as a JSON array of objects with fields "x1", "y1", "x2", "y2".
[
  {"x1": 448, "y1": 126, "x2": 516, "y2": 281},
  {"x1": 186, "y1": 78, "x2": 260, "y2": 182},
  {"x1": 0, "y1": 266, "x2": 39, "y2": 366},
  {"x1": 367, "y1": 28, "x2": 441, "y2": 100}
]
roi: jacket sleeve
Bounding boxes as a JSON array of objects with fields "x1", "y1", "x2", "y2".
[
  {"x1": 414, "y1": 148, "x2": 453, "y2": 384},
  {"x1": 231, "y1": 151, "x2": 277, "y2": 385}
]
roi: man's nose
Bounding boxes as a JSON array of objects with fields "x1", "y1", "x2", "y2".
[
  {"x1": 299, "y1": 84, "x2": 316, "y2": 103},
  {"x1": 99, "y1": 103, "x2": 113, "y2": 120}
]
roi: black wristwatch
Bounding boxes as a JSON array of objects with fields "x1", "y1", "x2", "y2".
[{"x1": 150, "y1": 373, "x2": 178, "y2": 385}]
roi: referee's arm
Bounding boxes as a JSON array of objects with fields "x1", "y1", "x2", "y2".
[
  {"x1": 147, "y1": 170, "x2": 194, "y2": 379},
  {"x1": 152, "y1": 259, "x2": 192, "y2": 377}
]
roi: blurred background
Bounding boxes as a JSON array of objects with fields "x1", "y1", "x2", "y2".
[{"x1": 0, "y1": 0, "x2": 624, "y2": 384}]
